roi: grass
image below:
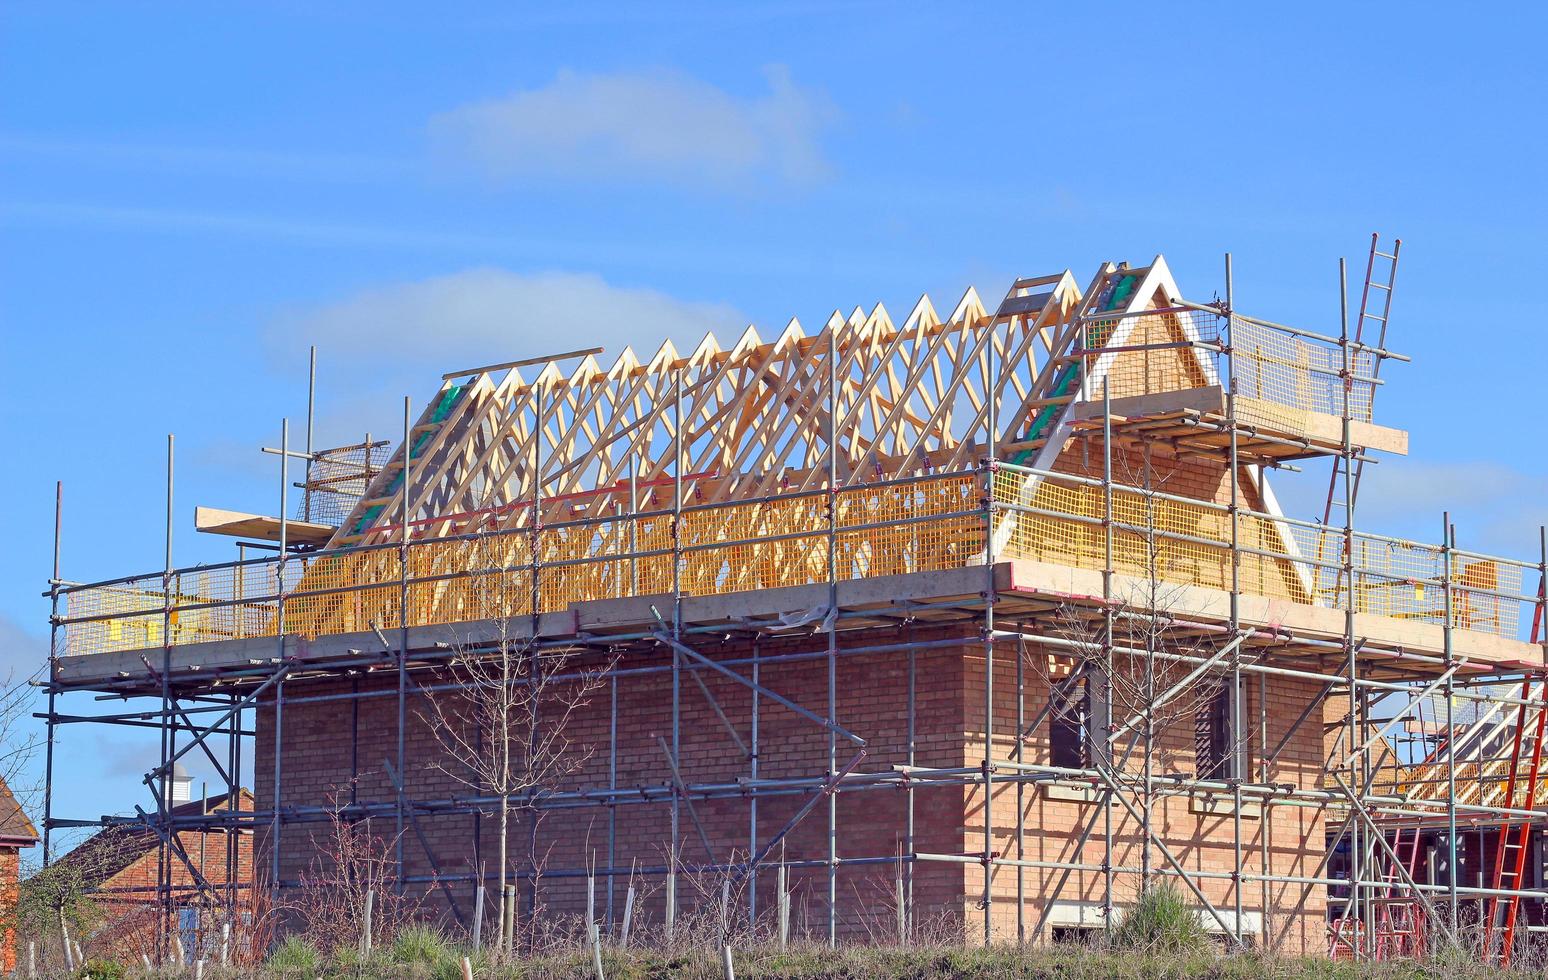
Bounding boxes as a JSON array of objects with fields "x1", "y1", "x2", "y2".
[
  {"x1": 208, "y1": 941, "x2": 1545, "y2": 980},
  {"x1": 1109, "y1": 883, "x2": 1208, "y2": 953},
  {"x1": 77, "y1": 960, "x2": 126, "y2": 980},
  {"x1": 391, "y1": 923, "x2": 452, "y2": 965},
  {"x1": 264, "y1": 935, "x2": 321, "y2": 974},
  {"x1": 29, "y1": 927, "x2": 1548, "y2": 979}
]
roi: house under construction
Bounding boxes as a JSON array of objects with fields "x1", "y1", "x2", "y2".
[{"x1": 41, "y1": 237, "x2": 1548, "y2": 963}]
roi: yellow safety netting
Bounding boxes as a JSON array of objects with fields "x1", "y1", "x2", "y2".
[
  {"x1": 993, "y1": 470, "x2": 1524, "y2": 638},
  {"x1": 59, "y1": 462, "x2": 1530, "y2": 657},
  {"x1": 993, "y1": 470, "x2": 1313, "y2": 604},
  {"x1": 1230, "y1": 316, "x2": 1375, "y2": 435},
  {"x1": 1091, "y1": 310, "x2": 1218, "y2": 402},
  {"x1": 61, "y1": 475, "x2": 982, "y2": 657}
]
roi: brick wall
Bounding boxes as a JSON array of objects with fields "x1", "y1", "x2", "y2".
[
  {"x1": 83, "y1": 803, "x2": 255, "y2": 961},
  {"x1": 256, "y1": 627, "x2": 972, "y2": 942},
  {"x1": 1098, "y1": 312, "x2": 1211, "y2": 401},
  {"x1": 0, "y1": 847, "x2": 18, "y2": 973},
  {"x1": 1054, "y1": 440, "x2": 1267, "y2": 514},
  {"x1": 961, "y1": 650, "x2": 1329, "y2": 949},
  {"x1": 96, "y1": 827, "x2": 253, "y2": 909},
  {"x1": 255, "y1": 621, "x2": 1330, "y2": 951}
]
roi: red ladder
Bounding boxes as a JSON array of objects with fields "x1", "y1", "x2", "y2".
[
  {"x1": 1485, "y1": 674, "x2": 1548, "y2": 965},
  {"x1": 1371, "y1": 826, "x2": 1426, "y2": 959}
]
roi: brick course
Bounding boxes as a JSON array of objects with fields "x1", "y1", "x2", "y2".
[{"x1": 256, "y1": 615, "x2": 1329, "y2": 951}]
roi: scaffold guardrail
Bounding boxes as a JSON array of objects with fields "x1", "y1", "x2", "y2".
[{"x1": 56, "y1": 462, "x2": 1540, "y2": 658}]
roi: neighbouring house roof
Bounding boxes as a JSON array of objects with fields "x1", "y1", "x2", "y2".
[
  {"x1": 42, "y1": 788, "x2": 251, "y2": 890},
  {"x1": 0, "y1": 776, "x2": 38, "y2": 846}
]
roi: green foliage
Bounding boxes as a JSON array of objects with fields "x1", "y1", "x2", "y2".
[
  {"x1": 429, "y1": 953, "x2": 472, "y2": 980},
  {"x1": 17, "y1": 860, "x2": 104, "y2": 939},
  {"x1": 266, "y1": 935, "x2": 321, "y2": 972},
  {"x1": 1109, "y1": 882, "x2": 1208, "y2": 953},
  {"x1": 390, "y1": 923, "x2": 451, "y2": 965},
  {"x1": 77, "y1": 960, "x2": 125, "y2": 980},
  {"x1": 328, "y1": 941, "x2": 363, "y2": 969}
]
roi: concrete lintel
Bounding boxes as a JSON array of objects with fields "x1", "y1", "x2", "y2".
[{"x1": 1040, "y1": 900, "x2": 1262, "y2": 936}]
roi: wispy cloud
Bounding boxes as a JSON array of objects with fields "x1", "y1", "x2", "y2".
[
  {"x1": 0, "y1": 615, "x2": 48, "y2": 816},
  {"x1": 1358, "y1": 460, "x2": 1548, "y2": 555},
  {"x1": 429, "y1": 66, "x2": 836, "y2": 189},
  {"x1": 0, "y1": 132, "x2": 414, "y2": 185},
  {"x1": 0, "y1": 199, "x2": 523, "y2": 252},
  {"x1": 87, "y1": 728, "x2": 247, "y2": 802},
  {"x1": 0, "y1": 614, "x2": 48, "y2": 686},
  {"x1": 274, "y1": 267, "x2": 743, "y2": 367},
  {"x1": 1274, "y1": 459, "x2": 1548, "y2": 559},
  {"x1": 0, "y1": 199, "x2": 842, "y2": 276},
  {"x1": 269, "y1": 268, "x2": 745, "y2": 444}
]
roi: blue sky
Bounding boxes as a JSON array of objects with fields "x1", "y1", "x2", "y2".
[{"x1": 3, "y1": 1, "x2": 1547, "y2": 846}]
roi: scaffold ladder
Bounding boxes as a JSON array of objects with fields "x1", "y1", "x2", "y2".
[
  {"x1": 1372, "y1": 826, "x2": 1425, "y2": 959},
  {"x1": 1485, "y1": 674, "x2": 1548, "y2": 965},
  {"x1": 1321, "y1": 234, "x2": 1402, "y2": 531}
]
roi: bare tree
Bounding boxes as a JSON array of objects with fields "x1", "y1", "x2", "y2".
[
  {"x1": 3, "y1": 652, "x2": 56, "y2": 965},
  {"x1": 0, "y1": 665, "x2": 42, "y2": 814},
  {"x1": 14, "y1": 828, "x2": 135, "y2": 969},
  {"x1": 285, "y1": 788, "x2": 416, "y2": 954},
  {"x1": 1038, "y1": 446, "x2": 1255, "y2": 891},
  {"x1": 418, "y1": 524, "x2": 615, "y2": 953}
]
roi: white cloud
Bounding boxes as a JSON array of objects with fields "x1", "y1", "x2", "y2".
[
  {"x1": 275, "y1": 267, "x2": 743, "y2": 368},
  {"x1": 429, "y1": 66, "x2": 835, "y2": 188},
  {"x1": 1359, "y1": 461, "x2": 1548, "y2": 558},
  {"x1": 0, "y1": 614, "x2": 48, "y2": 686},
  {"x1": 1272, "y1": 459, "x2": 1548, "y2": 560},
  {"x1": 0, "y1": 200, "x2": 517, "y2": 252},
  {"x1": 0, "y1": 132, "x2": 413, "y2": 185},
  {"x1": 269, "y1": 267, "x2": 745, "y2": 446}
]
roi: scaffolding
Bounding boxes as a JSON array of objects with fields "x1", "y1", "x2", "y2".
[{"x1": 39, "y1": 239, "x2": 1548, "y2": 963}]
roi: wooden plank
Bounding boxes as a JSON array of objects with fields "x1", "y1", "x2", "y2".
[
  {"x1": 193, "y1": 507, "x2": 333, "y2": 545},
  {"x1": 1068, "y1": 385, "x2": 1226, "y2": 422}
]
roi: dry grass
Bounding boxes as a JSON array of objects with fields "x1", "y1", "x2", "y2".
[{"x1": 23, "y1": 942, "x2": 1541, "y2": 980}]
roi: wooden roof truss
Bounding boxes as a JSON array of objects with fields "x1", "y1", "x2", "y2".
[{"x1": 327, "y1": 258, "x2": 1254, "y2": 550}]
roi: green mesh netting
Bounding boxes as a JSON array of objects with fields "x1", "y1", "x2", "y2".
[
  {"x1": 349, "y1": 384, "x2": 466, "y2": 535},
  {"x1": 349, "y1": 504, "x2": 385, "y2": 536},
  {"x1": 1011, "y1": 273, "x2": 1138, "y2": 464}
]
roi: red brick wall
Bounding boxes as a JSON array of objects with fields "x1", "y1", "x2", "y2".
[
  {"x1": 95, "y1": 825, "x2": 253, "y2": 909},
  {"x1": 255, "y1": 622, "x2": 1330, "y2": 951},
  {"x1": 80, "y1": 801, "x2": 254, "y2": 962},
  {"x1": 1054, "y1": 441, "x2": 1267, "y2": 514},
  {"x1": 0, "y1": 847, "x2": 19, "y2": 973},
  {"x1": 963, "y1": 649, "x2": 1328, "y2": 949},
  {"x1": 256, "y1": 627, "x2": 973, "y2": 942}
]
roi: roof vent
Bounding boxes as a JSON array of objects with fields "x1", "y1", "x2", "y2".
[{"x1": 169, "y1": 763, "x2": 194, "y2": 805}]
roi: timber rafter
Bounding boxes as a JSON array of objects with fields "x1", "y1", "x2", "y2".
[
  {"x1": 327, "y1": 255, "x2": 1255, "y2": 552},
  {"x1": 328, "y1": 266, "x2": 1127, "y2": 548}
]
